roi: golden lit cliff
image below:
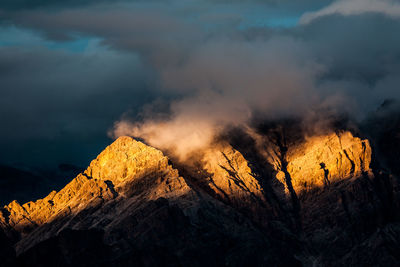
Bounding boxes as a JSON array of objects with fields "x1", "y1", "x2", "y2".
[
  {"x1": 0, "y1": 136, "x2": 269, "y2": 253},
  {"x1": 0, "y1": 137, "x2": 190, "y2": 239},
  {"x1": 182, "y1": 143, "x2": 267, "y2": 213},
  {"x1": 270, "y1": 131, "x2": 372, "y2": 193},
  {"x1": 202, "y1": 144, "x2": 265, "y2": 205},
  {"x1": 0, "y1": 132, "x2": 373, "y2": 239},
  {"x1": 1, "y1": 132, "x2": 399, "y2": 267}
]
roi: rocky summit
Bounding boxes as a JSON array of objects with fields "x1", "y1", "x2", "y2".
[
  {"x1": 271, "y1": 131, "x2": 372, "y2": 193},
  {"x1": 1, "y1": 132, "x2": 400, "y2": 266}
]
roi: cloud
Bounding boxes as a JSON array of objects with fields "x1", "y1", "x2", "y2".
[
  {"x1": 0, "y1": 0, "x2": 140, "y2": 10},
  {"x1": 2, "y1": 0, "x2": 400, "y2": 165},
  {"x1": 111, "y1": 36, "x2": 328, "y2": 159},
  {"x1": 110, "y1": 10, "x2": 400, "y2": 159},
  {"x1": 300, "y1": 0, "x2": 400, "y2": 24},
  {"x1": 0, "y1": 37, "x2": 158, "y2": 167}
]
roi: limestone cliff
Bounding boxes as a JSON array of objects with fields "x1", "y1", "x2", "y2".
[
  {"x1": 196, "y1": 143, "x2": 266, "y2": 209},
  {"x1": 270, "y1": 131, "x2": 372, "y2": 193},
  {"x1": 1, "y1": 132, "x2": 399, "y2": 267},
  {"x1": 0, "y1": 137, "x2": 190, "y2": 239},
  {"x1": 0, "y1": 136, "x2": 273, "y2": 259},
  {"x1": 0, "y1": 132, "x2": 373, "y2": 241}
]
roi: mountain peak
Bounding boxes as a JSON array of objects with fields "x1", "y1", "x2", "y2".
[
  {"x1": 84, "y1": 136, "x2": 168, "y2": 186},
  {"x1": 2, "y1": 132, "x2": 399, "y2": 266},
  {"x1": 270, "y1": 131, "x2": 372, "y2": 193},
  {"x1": 0, "y1": 136, "x2": 185, "y2": 240}
]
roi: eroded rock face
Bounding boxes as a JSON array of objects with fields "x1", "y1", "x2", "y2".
[
  {"x1": 1, "y1": 175, "x2": 115, "y2": 234},
  {"x1": 2, "y1": 133, "x2": 399, "y2": 266},
  {"x1": 271, "y1": 131, "x2": 372, "y2": 193},
  {"x1": 198, "y1": 143, "x2": 266, "y2": 209},
  {"x1": 85, "y1": 136, "x2": 173, "y2": 187},
  {"x1": 0, "y1": 137, "x2": 190, "y2": 243},
  {"x1": 0, "y1": 136, "x2": 299, "y2": 266}
]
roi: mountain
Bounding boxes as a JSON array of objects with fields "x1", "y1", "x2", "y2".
[
  {"x1": 1, "y1": 133, "x2": 400, "y2": 266},
  {"x1": 271, "y1": 131, "x2": 372, "y2": 192}
]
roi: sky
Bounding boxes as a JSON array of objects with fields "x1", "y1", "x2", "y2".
[{"x1": 1, "y1": 0, "x2": 400, "y2": 168}]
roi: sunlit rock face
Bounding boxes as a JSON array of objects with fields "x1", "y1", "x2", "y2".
[
  {"x1": 271, "y1": 131, "x2": 372, "y2": 193},
  {"x1": 183, "y1": 143, "x2": 266, "y2": 211},
  {"x1": 2, "y1": 133, "x2": 400, "y2": 266},
  {"x1": 0, "y1": 136, "x2": 299, "y2": 266},
  {"x1": 83, "y1": 136, "x2": 190, "y2": 200},
  {"x1": 0, "y1": 137, "x2": 192, "y2": 251},
  {"x1": 1, "y1": 175, "x2": 115, "y2": 234},
  {"x1": 85, "y1": 137, "x2": 178, "y2": 189},
  {"x1": 0, "y1": 134, "x2": 327, "y2": 241}
]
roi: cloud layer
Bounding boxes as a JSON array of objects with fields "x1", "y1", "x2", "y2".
[
  {"x1": 1, "y1": 0, "x2": 400, "y2": 165},
  {"x1": 300, "y1": 0, "x2": 400, "y2": 24}
]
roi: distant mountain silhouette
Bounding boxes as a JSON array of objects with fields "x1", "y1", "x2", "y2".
[{"x1": 0, "y1": 164, "x2": 83, "y2": 206}]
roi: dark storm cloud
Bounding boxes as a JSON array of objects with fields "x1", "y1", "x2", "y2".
[
  {"x1": 0, "y1": 0, "x2": 143, "y2": 10},
  {"x1": 7, "y1": 3, "x2": 399, "y2": 111},
  {"x1": 106, "y1": 3, "x2": 400, "y2": 156},
  {"x1": 1, "y1": 6, "x2": 205, "y2": 63},
  {"x1": 2, "y1": 0, "x2": 400, "y2": 165},
  {"x1": 0, "y1": 0, "x2": 331, "y2": 10},
  {"x1": 296, "y1": 14, "x2": 400, "y2": 82},
  {"x1": 0, "y1": 43, "x2": 158, "y2": 166}
]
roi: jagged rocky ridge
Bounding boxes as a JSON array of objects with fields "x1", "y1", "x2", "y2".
[
  {"x1": 270, "y1": 131, "x2": 372, "y2": 193},
  {"x1": 1, "y1": 132, "x2": 400, "y2": 266}
]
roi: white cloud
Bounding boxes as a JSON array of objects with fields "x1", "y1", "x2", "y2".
[{"x1": 300, "y1": 0, "x2": 400, "y2": 24}]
